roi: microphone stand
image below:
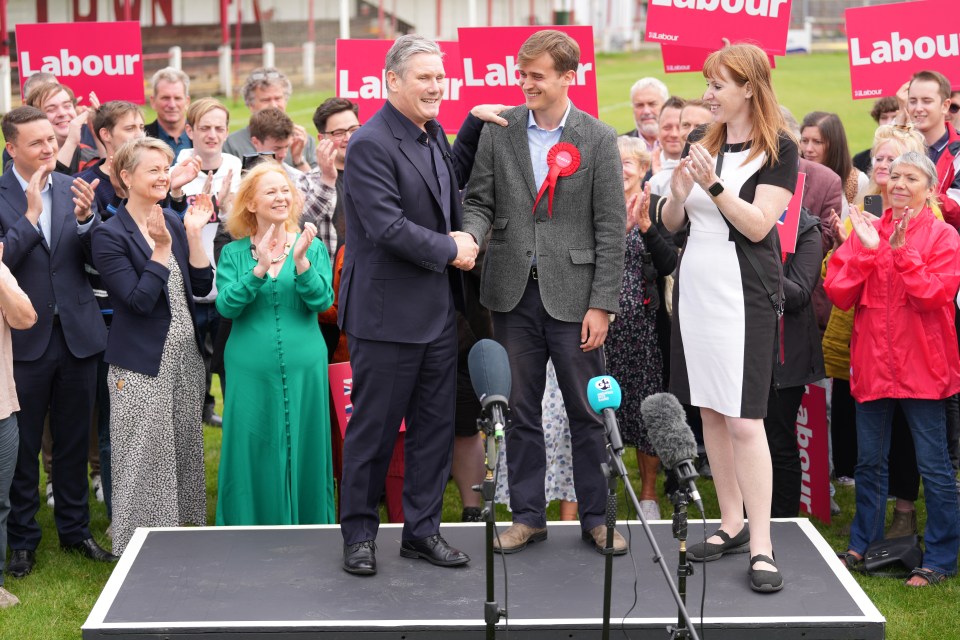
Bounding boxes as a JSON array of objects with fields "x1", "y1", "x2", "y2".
[
  {"x1": 476, "y1": 411, "x2": 507, "y2": 640},
  {"x1": 669, "y1": 486, "x2": 695, "y2": 640},
  {"x1": 599, "y1": 416, "x2": 700, "y2": 640}
]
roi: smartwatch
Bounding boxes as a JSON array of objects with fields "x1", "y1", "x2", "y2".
[{"x1": 708, "y1": 181, "x2": 725, "y2": 197}]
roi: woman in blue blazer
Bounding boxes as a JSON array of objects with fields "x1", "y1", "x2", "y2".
[{"x1": 91, "y1": 137, "x2": 212, "y2": 555}]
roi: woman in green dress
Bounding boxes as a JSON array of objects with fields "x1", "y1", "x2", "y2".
[{"x1": 215, "y1": 162, "x2": 335, "y2": 525}]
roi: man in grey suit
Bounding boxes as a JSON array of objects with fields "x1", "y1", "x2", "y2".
[{"x1": 462, "y1": 29, "x2": 627, "y2": 555}]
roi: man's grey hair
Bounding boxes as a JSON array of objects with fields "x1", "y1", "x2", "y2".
[
  {"x1": 241, "y1": 67, "x2": 292, "y2": 108},
  {"x1": 151, "y1": 67, "x2": 190, "y2": 96},
  {"x1": 890, "y1": 151, "x2": 938, "y2": 189},
  {"x1": 630, "y1": 77, "x2": 668, "y2": 102},
  {"x1": 385, "y1": 35, "x2": 444, "y2": 84}
]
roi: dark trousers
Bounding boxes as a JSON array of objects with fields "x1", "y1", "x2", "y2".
[
  {"x1": 889, "y1": 404, "x2": 920, "y2": 501},
  {"x1": 493, "y1": 277, "x2": 607, "y2": 531},
  {"x1": 194, "y1": 302, "x2": 223, "y2": 408},
  {"x1": 10, "y1": 324, "x2": 97, "y2": 549},
  {"x1": 831, "y1": 378, "x2": 858, "y2": 479},
  {"x1": 340, "y1": 302, "x2": 457, "y2": 545},
  {"x1": 764, "y1": 385, "x2": 806, "y2": 518},
  {"x1": 95, "y1": 351, "x2": 112, "y2": 518}
]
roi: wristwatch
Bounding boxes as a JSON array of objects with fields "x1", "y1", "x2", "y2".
[{"x1": 708, "y1": 180, "x2": 725, "y2": 197}]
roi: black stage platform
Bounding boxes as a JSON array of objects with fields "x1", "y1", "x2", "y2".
[{"x1": 82, "y1": 519, "x2": 884, "y2": 639}]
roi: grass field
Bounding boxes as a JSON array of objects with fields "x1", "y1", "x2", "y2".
[{"x1": 3, "y1": 50, "x2": 958, "y2": 639}]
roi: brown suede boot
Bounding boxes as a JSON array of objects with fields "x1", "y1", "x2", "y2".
[{"x1": 886, "y1": 509, "x2": 918, "y2": 539}]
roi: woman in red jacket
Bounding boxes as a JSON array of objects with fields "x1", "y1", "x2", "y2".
[{"x1": 825, "y1": 151, "x2": 960, "y2": 586}]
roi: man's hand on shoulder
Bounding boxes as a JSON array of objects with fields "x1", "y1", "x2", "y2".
[
  {"x1": 580, "y1": 308, "x2": 610, "y2": 352},
  {"x1": 449, "y1": 231, "x2": 479, "y2": 271}
]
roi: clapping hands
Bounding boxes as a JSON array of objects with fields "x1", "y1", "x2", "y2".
[
  {"x1": 146, "y1": 204, "x2": 172, "y2": 247},
  {"x1": 184, "y1": 193, "x2": 214, "y2": 234},
  {"x1": 293, "y1": 222, "x2": 317, "y2": 273}
]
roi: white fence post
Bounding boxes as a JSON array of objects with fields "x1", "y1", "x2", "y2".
[
  {"x1": 168, "y1": 46, "x2": 182, "y2": 70},
  {"x1": 303, "y1": 42, "x2": 315, "y2": 88},
  {"x1": 218, "y1": 45, "x2": 232, "y2": 98},
  {"x1": 263, "y1": 42, "x2": 275, "y2": 69},
  {"x1": 0, "y1": 56, "x2": 11, "y2": 113}
]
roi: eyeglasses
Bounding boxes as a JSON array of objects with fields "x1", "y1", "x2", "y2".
[
  {"x1": 950, "y1": 103, "x2": 960, "y2": 114},
  {"x1": 322, "y1": 124, "x2": 361, "y2": 140},
  {"x1": 248, "y1": 70, "x2": 283, "y2": 82}
]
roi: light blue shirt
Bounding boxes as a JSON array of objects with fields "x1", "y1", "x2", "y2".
[
  {"x1": 11, "y1": 166, "x2": 94, "y2": 242},
  {"x1": 527, "y1": 102, "x2": 572, "y2": 190}
]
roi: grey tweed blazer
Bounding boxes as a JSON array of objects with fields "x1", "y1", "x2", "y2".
[{"x1": 462, "y1": 104, "x2": 626, "y2": 323}]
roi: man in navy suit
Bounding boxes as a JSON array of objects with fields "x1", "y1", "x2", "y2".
[
  {"x1": 0, "y1": 107, "x2": 114, "y2": 577},
  {"x1": 338, "y1": 35, "x2": 479, "y2": 576}
]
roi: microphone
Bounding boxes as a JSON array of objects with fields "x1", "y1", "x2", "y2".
[
  {"x1": 586, "y1": 375, "x2": 625, "y2": 456},
  {"x1": 467, "y1": 339, "x2": 511, "y2": 439},
  {"x1": 640, "y1": 392, "x2": 704, "y2": 515}
]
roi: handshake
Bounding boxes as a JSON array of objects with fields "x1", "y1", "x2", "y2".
[{"x1": 449, "y1": 231, "x2": 479, "y2": 271}]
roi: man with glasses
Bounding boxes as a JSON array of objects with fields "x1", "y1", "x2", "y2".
[
  {"x1": 312, "y1": 98, "x2": 361, "y2": 255},
  {"x1": 223, "y1": 67, "x2": 318, "y2": 173}
]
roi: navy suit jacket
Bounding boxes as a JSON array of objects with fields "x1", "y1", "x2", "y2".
[
  {"x1": 91, "y1": 205, "x2": 212, "y2": 377},
  {"x1": 0, "y1": 168, "x2": 107, "y2": 361},
  {"x1": 338, "y1": 101, "x2": 474, "y2": 344}
]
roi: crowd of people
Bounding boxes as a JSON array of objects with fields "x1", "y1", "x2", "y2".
[{"x1": 2, "y1": 29, "x2": 960, "y2": 609}]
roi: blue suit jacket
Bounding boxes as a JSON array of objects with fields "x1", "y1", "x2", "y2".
[
  {"x1": 338, "y1": 102, "x2": 476, "y2": 344},
  {"x1": 91, "y1": 204, "x2": 212, "y2": 377},
  {"x1": 0, "y1": 168, "x2": 107, "y2": 361}
]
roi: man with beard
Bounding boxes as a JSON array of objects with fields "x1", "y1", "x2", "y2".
[{"x1": 623, "y1": 77, "x2": 668, "y2": 153}]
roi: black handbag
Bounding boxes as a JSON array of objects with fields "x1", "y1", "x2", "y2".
[{"x1": 863, "y1": 535, "x2": 923, "y2": 578}]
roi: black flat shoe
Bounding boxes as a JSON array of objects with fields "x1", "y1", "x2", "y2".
[
  {"x1": 688, "y1": 525, "x2": 750, "y2": 562},
  {"x1": 61, "y1": 538, "x2": 118, "y2": 563},
  {"x1": 749, "y1": 554, "x2": 784, "y2": 593},
  {"x1": 6, "y1": 550, "x2": 36, "y2": 578},
  {"x1": 400, "y1": 534, "x2": 470, "y2": 567},
  {"x1": 343, "y1": 540, "x2": 377, "y2": 576}
]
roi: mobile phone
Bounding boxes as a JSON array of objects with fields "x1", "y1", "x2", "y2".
[
  {"x1": 863, "y1": 194, "x2": 883, "y2": 216},
  {"x1": 241, "y1": 151, "x2": 275, "y2": 173}
]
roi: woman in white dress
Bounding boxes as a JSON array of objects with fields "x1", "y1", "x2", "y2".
[{"x1": 661, "y1": 44, "x2": 799, "y2": 593}]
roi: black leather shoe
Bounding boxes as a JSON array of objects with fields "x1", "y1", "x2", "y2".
[
  {"x1": 6, "y1": 550, "x2": 36, "y2": 578},
  {"x1": 61, "y1": 537, "x2": 118, "y2": 563},
  {"x1": 343, "y1": 540, "x2": 377, "y2": 576},
  {"x1": 400, "y1": 534, "x2": 470, "y2": 567}
]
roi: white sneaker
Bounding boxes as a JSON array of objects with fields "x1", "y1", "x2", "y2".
[
  {"x1": 0, "y1": 587, "x2": 21, "y2": 609},
  {"x1": 639, "y1": 499, "x2": 661, "y2": 521},
  {"x1": 91, "y1": 474, "x2": 104, "y2": 502},
  {"x1": 836, "y1": 475, "x2": 855, "y2": 487},
  {"x1": 45, "y1": 481, "x2": 54, "y2": 508}
]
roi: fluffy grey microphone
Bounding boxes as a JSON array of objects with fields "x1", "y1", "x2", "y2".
[{"x1": 641, "y1": 392, "x2": 704, "y2": 514}]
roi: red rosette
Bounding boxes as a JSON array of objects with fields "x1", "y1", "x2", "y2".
[{"x1": 533, "y1": 142, "x2": 581, "y2": 218}]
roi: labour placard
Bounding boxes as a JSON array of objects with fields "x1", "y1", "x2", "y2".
[
  {"x1": 457, "y1": 26, "x2": 598, "y2": 118},
  {"x1": 777, "y1": 172, "x2": 805, "y2": 254},
  {"x1": 335, "y1": 39, "x2": 468, "y2": 133},
  {"x1": 661, "y1": 43, "x2": 776, "y2": 74},
  {"x1": 16, "y1": 21, "x2": 144, "y2": 103},
  {"x1": 846, "y1": 0, "x2": 960, "y2": 99},
  {"x1": 797, "y1": 382, "x2": 830, "y2": 524},
  {"x1": 646, "y1": 0, "x2": 793, "y2": 56}
]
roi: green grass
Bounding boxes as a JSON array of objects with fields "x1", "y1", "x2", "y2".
[{"x1": 3, "y1": 50, "x2": 951, "y2": 639}]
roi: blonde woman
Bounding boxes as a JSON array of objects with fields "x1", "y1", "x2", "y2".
[
  {"x1": 215, "y1": 163, "x2": 335, "y2": 526},
  {"x1": 91, "y1": 138, "x2": 213, "y2": 555}
]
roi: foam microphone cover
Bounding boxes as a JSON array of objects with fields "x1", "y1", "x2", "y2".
[
  {"x1": 640, "y1": 392, "x2": 699, "y2": 469},
  {"x1": 467, "y1": 339, "x2": 512, "y2": 404}
]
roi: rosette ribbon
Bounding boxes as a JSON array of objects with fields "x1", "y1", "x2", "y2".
[{"x1": 532, "y1": 142, "x2": 581, "y2": 218}]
